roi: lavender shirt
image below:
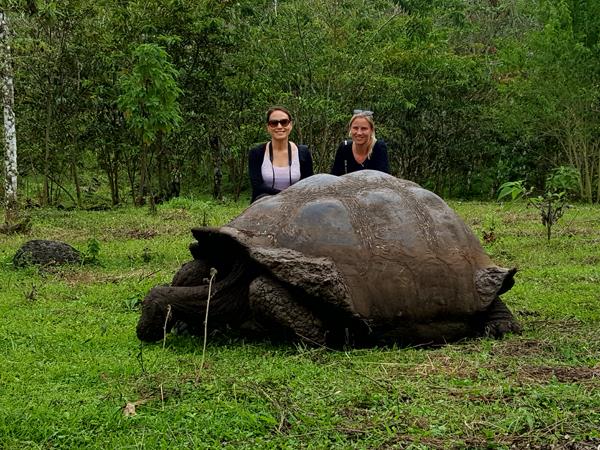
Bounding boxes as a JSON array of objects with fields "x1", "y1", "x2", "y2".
[{"x1": 261, "y1": 148, "x2": 301, "y2": 191}]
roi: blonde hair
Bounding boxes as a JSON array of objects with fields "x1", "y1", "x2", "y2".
[{"x1": 348, "y1": 112, "x2": 377, "y2": 158}]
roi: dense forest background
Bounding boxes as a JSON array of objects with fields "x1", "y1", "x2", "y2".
[{"x1": 1, "y1": 0, "x2": 599, "y2": 208}]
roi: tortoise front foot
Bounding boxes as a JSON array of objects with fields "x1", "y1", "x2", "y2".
[
  {"x1": 484, "y1": 319, "x2": 522, "y2": 338},
  {"x1": 482, "y1": 297, "x2": 522, "y2": 339}
]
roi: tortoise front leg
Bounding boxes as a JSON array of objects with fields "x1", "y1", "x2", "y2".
[
  {"x1": 482, "y1": 297, "x2": 522, "y2": 338},
  {"x1": 137, "y1": 284, "x2": 210, "y2": 342},
  {"x1": 249, "y1": 276, "x2": 327, "y2": 346},
  {"x1": 137, "y1": 258, "x2": 251, "y2": 342}
]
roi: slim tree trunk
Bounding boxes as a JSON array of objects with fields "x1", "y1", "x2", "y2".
[
  {"x1": 1, "y1": 11, "x2": 18, "y2": 224},
  {"x1": 127, "y1": 163, "x2": 136, "y2": 205},
  {"x1": 71, "y1": 160, "x2": 81, "y2": 208},
  {"x1": 138, "y1": 145, "x2": 148, "y2": 206},
  {"x1": 112, "y1": 153, "x2": 120, "y2": 205},
  {"x1": 211, "y1": 135, "x2": 222, "y2": 201},
  {"x1": 596, "y1": 142, "x2": 599, "y2": 203},
  {"x1": 43, "y1": 92, "x2": 52, "y2": 206},
  {"x1": 105, "y1": 155, "x2": 120, "y2": 206}
]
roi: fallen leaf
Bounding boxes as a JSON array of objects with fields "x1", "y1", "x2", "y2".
[
  {"x1": 122, "y1": 399, "x2": 148, "y2": 417},
  {"x1": 123, "y1": 402, "x2": 137, "y2": 416}
]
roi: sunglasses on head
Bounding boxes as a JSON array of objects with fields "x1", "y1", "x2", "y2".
[
  {"x1": 353, "y1": 109, "x2": 373, "y2": 116},
  {"x1": 267, "y1": 118, "x2": 291, "y2": 127}
]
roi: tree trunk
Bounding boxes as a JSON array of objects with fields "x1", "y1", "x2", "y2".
[
  {"x1": 127, "y1": 165, "x2": 136, "y2": 205},
  {"x1": 137, "y1": 145, "x2": 148, "y2": 206},
  {"x1": 43, "y1": 89, "x2": 52, "y2": 206},
  {"x1": 1, "y1": 11, "x2": 18, "y2": 224},
  {"x1": 71, "y1": 161, "x2": 81, "y2": 208},
  {"x1": 211, "y1": 135, "x2": 222, "y2": 200},
  {"x1": 106, "y1": 155, "x2": 120, "y2": 206},
  {"x1": 156, "y1": 132, "x2": 167, "y2": 199},
  {"x1": 112, "y1": 153, "x2": 120, "y2": 205}
]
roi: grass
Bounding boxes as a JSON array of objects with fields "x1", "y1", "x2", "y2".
[{"x1": 1, "y1": 197, "x2": 599, "y2": 449}]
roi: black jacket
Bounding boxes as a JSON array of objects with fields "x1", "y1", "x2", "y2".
[
  {"x1": 330, "y1": 139, "x2": 390, "y2": 176},
  {"x1": 248, "y1": 143, "x2": 314, "y2": 203}
]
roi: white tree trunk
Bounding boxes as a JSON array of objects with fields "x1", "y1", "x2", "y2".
[{"x1": 1, "y1": 10, "x2": 18, "y2": 221}]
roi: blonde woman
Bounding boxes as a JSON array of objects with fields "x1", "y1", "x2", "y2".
[
  {"x1": 331, "y1": 110, "x2": 389, "y2": 175},
  {"x1": 248, "y1": 106, "x2": 313, "y2": 203}
]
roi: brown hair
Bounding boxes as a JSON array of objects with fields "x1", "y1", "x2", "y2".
[
  {"x1": 266, "y1": 106, "x2": 292, "y2": 123},
  {"x1": 348, "y1": 112, "x2": 377, "y2": 158}
]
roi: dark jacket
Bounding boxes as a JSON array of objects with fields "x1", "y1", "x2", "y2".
[
  {"x1": 330, "y1": 139, "x2": 390, "y2": 176},
  {"x1": 249, "y1": 143, "x2": 314, "y2": 203}
]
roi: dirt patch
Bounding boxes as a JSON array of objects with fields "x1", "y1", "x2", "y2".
[
  {"x1": 526, "y1": 318, "x2": 585, "y2": 333},
  {"x1": 581, "y1": 256, "x2": 600, "y2": 265},
  {"x1": 56, "y1": 268, "x2": 164, "y2": 286},
  {"x1": 160, "y1": 209, "x2": 191, "y2": 221},
  {"x1": 501, "y1": 212, "x2": 524, "y2": 225},
  {"x1": 339, "y1": 406, "x2": 370, "y2": 420},
  {"x1": 491, "y1": 339, "x2": 554, "y2": 357},
  {"x1": 413, "y1": 354, "x2": 479, "y2": 379},
  {"x1": 123, "y1": 228, "x2": 159, "y2": 239},
  {"x1": 380, "y1": 433, "x2": 600, "y2": 449},
  {"x1": 517, "y1": 365, "x2": 600, "y2": 384}
]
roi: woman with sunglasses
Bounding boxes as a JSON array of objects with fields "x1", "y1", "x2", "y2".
[
  {"x1": 331, "y1": 110, "x2": 390, "y2": 176},
  {"x1": 248, "y1": 106, "x2": 313, "y2": 203}
]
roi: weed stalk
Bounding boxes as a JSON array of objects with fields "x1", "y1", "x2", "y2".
[
  {"x1": 162, "y1": 304, "x2": 172, "y2": 349},
  {"x1": 200, "y1": 268, "x2": 217, "y2": 372}
]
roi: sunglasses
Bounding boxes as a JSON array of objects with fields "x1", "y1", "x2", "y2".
[
  {"x1": 353, "y1": 109, "x2": 373, "y2": 116},
  {"x1": 267, "y1": 118, "x2": 291, "y2": 127}
]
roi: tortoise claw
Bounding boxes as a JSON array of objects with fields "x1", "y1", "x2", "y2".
[{"x1": 484, "y1": 319, "x2": 523, "y2": 339}]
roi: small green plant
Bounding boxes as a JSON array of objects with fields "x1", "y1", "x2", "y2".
[
  {"x1": 481, "y1": 214, "x2": 498, "y2": 244},
  {"x1": 498, "y1": 166, "x2": 579, "y2": 241},
  {"x1": 84, "y1": 237, "x2": 101, "y2": 264},
  {"x1": 122, "y1": 294, "x2": 141, "y2": 311},
  {"x1": 142, "y1": 246, "x2": 152, "y2": 263}
]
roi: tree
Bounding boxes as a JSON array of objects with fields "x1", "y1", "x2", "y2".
[
  {"x1": 493, "y1": 0, "x2": 600, "y2": 202},
  {"x1": 1, "y1": 10, "x2": 19, "y2": 228},
  {"x1": 118, "y1": 43, "x2": 182, "y2": 206}
]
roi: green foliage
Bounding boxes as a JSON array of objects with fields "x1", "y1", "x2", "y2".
[
  {"x1": 83, "y1": 237, "x2": 101, "y2": 264},
  {"x1": 497, "y1": 180, "x2": 527, "y2": 202},
  {"x1": 117, "y1": 43, "x2": 182, "y2": 146},
  {"x1": 545, "y1": 165, "x2": 581, "y2": 194},
  {"x1": 6, "y1": 0, "x2": 600, "y2": 203},
  {"x1": 492, "y1": 0, "x2": 600, "y2": 202}
]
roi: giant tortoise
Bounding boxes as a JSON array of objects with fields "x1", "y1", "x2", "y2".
[{"x1": 137, "y1": 170, "x2": 521, "y2": 346}]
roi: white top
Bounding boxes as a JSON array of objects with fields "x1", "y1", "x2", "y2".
[{"x1": 261, "y1": 147, "x2": 301, "y2": 191}]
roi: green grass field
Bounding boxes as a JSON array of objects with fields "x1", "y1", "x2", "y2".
[{"x1": 1, "y1": 198, "x2": 599, "y2": 449}]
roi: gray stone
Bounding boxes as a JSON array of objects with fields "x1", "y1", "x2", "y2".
[{"x1": 14, "y1": 239, "x2": 82, "y2": 267}]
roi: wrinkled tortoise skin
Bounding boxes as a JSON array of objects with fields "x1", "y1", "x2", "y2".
[{"x1": 137, "y1": 171, "x2": 521, "y2": 346}]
